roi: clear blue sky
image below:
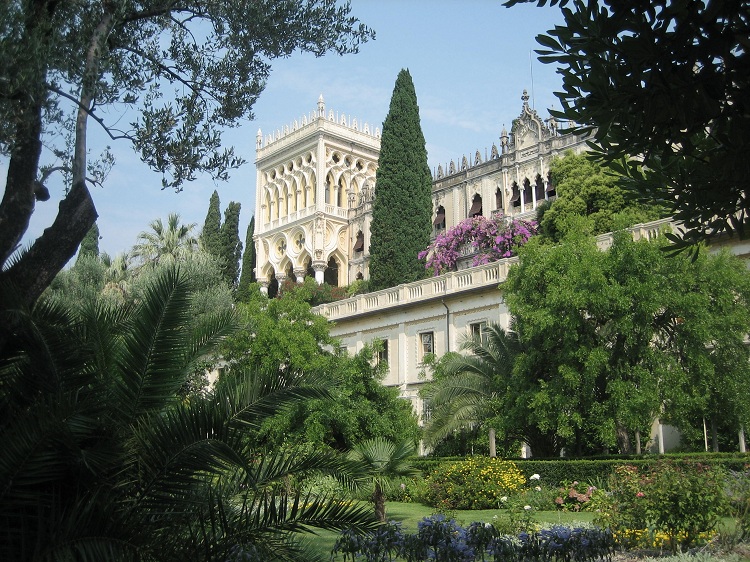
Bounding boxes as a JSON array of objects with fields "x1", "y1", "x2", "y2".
[{"x1": 17, "y1": 0, "x2": 567, "y2": 259}]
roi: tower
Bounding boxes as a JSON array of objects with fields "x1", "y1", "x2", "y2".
[{"x1": 254, "y1": 95, "x2": 380, "y2": 293}]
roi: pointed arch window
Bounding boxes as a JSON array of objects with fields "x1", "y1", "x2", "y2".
[
  {"x1": 510, "y1": 182, "x2": 521, "y2": 208},
  {"x1": 535, "y1": 175, "x2": 545, "y2": 201},
  {"x1": 523, "y1": 178, "x2": 532, "y2": 205},
  {"x1": 468, "y1": 195, "x2": 482, "y2": 218},
  {"x1": 353, "y1": 230, "x2": 364, "y2": 252},
  {"x1": 433, "y1": 206, "x2": 446, "y2": 230}
]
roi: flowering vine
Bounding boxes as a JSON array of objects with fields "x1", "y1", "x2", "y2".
[{"x1": 418, "y1": 216, "x2": 537, "y2": 275}]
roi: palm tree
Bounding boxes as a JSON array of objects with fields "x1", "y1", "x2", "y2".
[
  {"x1": 422, "y1": 323, "x2": 519, "y2": 457},
  {"x1": 131, "y1": 212, "x2": 198, "y2": 266},
  {"x1": 348, "y1": 437, "x2": 419, "y2": 522},
  {"x1": 0, "y1": 265, "x2": 376, "y2": 561}
]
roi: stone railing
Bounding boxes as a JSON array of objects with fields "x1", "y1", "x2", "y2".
[
  {"x1": 314, "y1": 218, "x2": 678, "y2": 322},
  {"x1": 314, "y1": 258, "x2": 518, "y2": 321}
]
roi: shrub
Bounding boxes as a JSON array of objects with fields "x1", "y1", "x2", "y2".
[
  {"x1": 423, "y1": 457, "x2": 526, "y2": 510},
  {"x1": 333, "y1": 519, "x2": 614, "y2": 562},
  {"x1": 596, "y1": 461, "x2": 727, "y2": 552},
  {"x1": 723, "y1": 465, "x2": 750, "y2": 542}
]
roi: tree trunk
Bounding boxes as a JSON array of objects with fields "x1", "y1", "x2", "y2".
[
  {"x1": 615, "y1": 423, "x2": 631, "y2": 454},
  {"x1": 488, "y1": 427, "x2": 496, "y2": 458},
  {"x1": 635, "y1": 430, "x2": 641, "y2": 455},
  {"x1": 372, "y1": 483, "x2": 386, "y2": 523},
  {"x1": 739, "y1": 425, "x2": 746, "y2": 453},
  {"x1": 711, "y1": 417, "x2": 719, "y2": 452}
]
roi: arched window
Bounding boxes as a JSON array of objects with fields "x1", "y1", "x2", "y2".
[
  {"x1": 495, "y1": 188, "x2": 503, "y2": 211},
  {"x1": 433, "y1": 206, "x2": 446, "y2": 231},
  {"x1": 353, "y1": 230, "x2": 365, "y2": 253},
  {"x1": 510, "y1": 182, "x2": 521, "y2": 208},
  {"x1": 324, "y1": 256, "x2": 339, "y2": 286},
  {"x1": 468, "y1": 195, "x2": 482, "y2": 218},
  {"x1": 268, "y1": 273, "x2": 279, "y2": 299},
  {"x1": 523, "y1": 178, "x2": 532, "y2": 206},
  {"x1": 535, "y1": 174, "x2": 545, "y2": 202}
]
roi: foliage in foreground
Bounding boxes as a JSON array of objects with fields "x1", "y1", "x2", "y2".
[
  {"x1": 595, "y1": 461, "x2": 727, "y2": 552},
  {"x1": 333, "y1": 516, "x2": 615, "y2": 562},
  {"x1": 0, "y1": 266, "x2": 377, "y2": 561},
  {"x1": 507, "y1": 0, "x2": 750, "y2": 252}
]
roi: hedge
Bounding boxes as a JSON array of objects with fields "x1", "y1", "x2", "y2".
[{"x1": 413, "y1": 453, "x2": 750, "y2": 487}]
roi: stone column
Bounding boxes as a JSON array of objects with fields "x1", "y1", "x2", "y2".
[
  {"x1": 259, "y1": 281, "x2": 269, "y2": 296},
  {"x1": 293, "y1": 268, "x2": 306, "y2": 283},
  {"x1": 312, "y1": 262, "x2": 326, "y2": 284}
]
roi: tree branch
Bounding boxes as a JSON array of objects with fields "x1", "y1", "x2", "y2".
[
  {"x1": 5, "y1": 180, "x2": 97, "y2": 308},
  {"x1": 47, "y1": 85, "x2": 133, "y2": 142}
]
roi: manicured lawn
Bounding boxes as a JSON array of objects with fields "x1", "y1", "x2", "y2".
[{"x1": 303, "y1": 501, "x2": 598, "y2": 560}]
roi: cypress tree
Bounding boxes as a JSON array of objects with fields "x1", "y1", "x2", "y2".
[
  {"x1": 201, "y1": 190, "x2": 222, "y2": 257},
  {"x1": 236, "y1": 215, "x2": 256, "y2": 302},
  {"x1": 369, "y1": 69, "x2": 432, "y2": 291},
  {"x1": 77, "y1": 222, "x2": 100, "y2": 261},
  {"x1": 219, "y1": 201, "x2": 242, "y2": 287}
]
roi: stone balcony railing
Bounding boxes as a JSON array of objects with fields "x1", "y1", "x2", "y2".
[
  {"x1": 314, "y1": 258, "x2": 519, "y2": 321},
  {"x1": 314, "y1": 218, "x2": 676, "y2": 322}
]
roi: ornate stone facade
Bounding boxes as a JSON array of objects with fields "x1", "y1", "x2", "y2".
[
  {"x1": 254, "y1": 95, "x2": 380, "y2": 293},
  {"x1": 254, "y1": 91, "x2": 589, "y2": 291}
]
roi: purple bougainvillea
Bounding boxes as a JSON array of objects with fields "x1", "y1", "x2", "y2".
[{"x1": 418, "y1": 216, "x2": 537, "y2": 275}]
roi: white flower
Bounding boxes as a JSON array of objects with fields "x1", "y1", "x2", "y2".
[
  {"x1": 529, "y1": 474, "x2": 541, "y2": 481},
  {"x1": 500, "y1": 496, "x2": 508, "y2": 502},
  {"x1": 534, "y1": 486, "x2": 541, "y2": 492},
  {"x1": 524, "y1": 505, "x2": 532, "y2": 511}
]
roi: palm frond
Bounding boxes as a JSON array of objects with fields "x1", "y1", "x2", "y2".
[
  {"x1": 114, "y1": 266, "x2": 197, "y2": 420},
  {"x1": 216, "y1": 368, "x2": 332, "y2": 432}
]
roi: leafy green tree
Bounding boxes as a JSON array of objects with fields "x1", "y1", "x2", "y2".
[
  {"x1": 423, "y1": 325, "x2": 524, "y2": 457},
  {"x1": 222, "y1": 286, "x2": 419, "y2": 451},
  {"x1": 264, "y1": 344, "x2": 420, "y2": 452},
  {"x1": 348, "y1": 438, "x2": 419, "y2": 522},
  {"x1": 200, "y1": 189, "x2": 223, "y2": 257},
  {"x1": 237, "y1": 215, "x2": 257, "y2": 302},
  {"x1": 0, "y1": 266, "x2": 377, "y2": 560},
  {"x1": 77, "y1": 222, "x2": 100, "y2": 261},
  {"x1": 221, "y1": 284, "x2": 335, "y2": 377},
  {"x1": 0, "y1": 1, "x2": 373, "y2": 335},
  {"x1": 131, "y1": 213, "x2": 198, "y2": 266},
  {"x1": 539, "y1": 151, "x2": 661, "y2": 242},
  {"x1": 504, "y1": 231, "x2": 750, "y2": 454},
  {"x1": 46, "y1": 253, "x2": 107, "y2": 308},
  {"x1": 369, "y1": 69, "x2": 432, "y2": 291},
  {"x1": 219, "y1": 201, "x2": 243, "y2": 287},
  {"x1": 506, "y1": 0, "x2": 750, "y2": 251}
]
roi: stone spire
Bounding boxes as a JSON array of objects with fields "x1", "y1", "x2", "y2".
[{"x1": 318, "y1": 94, "x2": 325, "y2": 117}]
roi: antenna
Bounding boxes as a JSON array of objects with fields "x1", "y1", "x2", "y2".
[{"x1": 529, "y1": 50, "x2": 535, "y2": 109}]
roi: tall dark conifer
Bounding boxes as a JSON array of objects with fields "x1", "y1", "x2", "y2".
[
  {"x1": 201, "y1": 190, "x2": 222, "y2": 257},
  {"x1": 236, "y1": 215, "x2": 256, "y2": 302},
  {"x1": 77, "y1": 223, "x2": 100, "y2": 261},
  {"x1": 220, "y1": 202, "x2": 242, "y2": 288},
  {"x1": 369, "y1": 69, "x2": 432, "y2": 291}
]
